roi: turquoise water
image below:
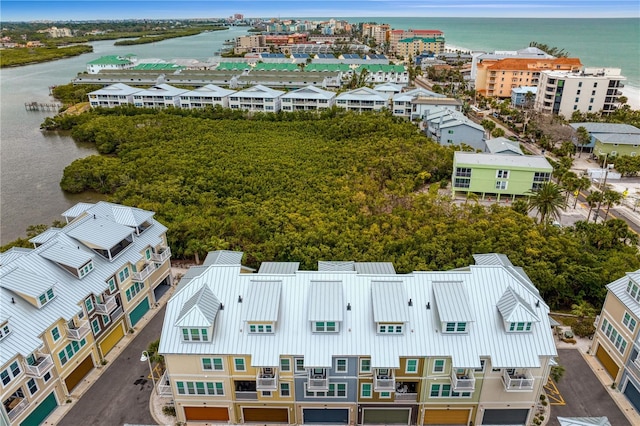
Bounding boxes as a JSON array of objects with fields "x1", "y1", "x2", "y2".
[{"x1": 310, "y1": 18, "x2": 640, "y2": 89}]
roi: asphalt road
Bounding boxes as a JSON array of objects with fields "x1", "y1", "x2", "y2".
[
  {"x1": 548, "y1": 349, "x2": 630, "y2": 425},
  {"x1": 58, "y1": 305, "x2": 166, "y2": 426}
]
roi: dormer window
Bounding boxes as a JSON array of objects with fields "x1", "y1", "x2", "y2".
[
  {"x1": 78, "y1": 260, "x2": 94, "y2": 278},
  {"x1": 378, "y1": 323, "x2": 404, "y2": 334},
  {"x1": 38, "y1": 288, "x2": 56, "y2": 307},
  {"x1": 308, "y1": 281, "x2": 343, "y2": 334},
  {"x1": 497, "y1": 287, "x2": 539, "y2": 333},
  {"x1": 0, "y1": 324, "x2": 11, "y2": 341},
  {"x1": 508, "y1": 322, "x2": 532, "y2": 332},
  {"x1": 433, "y1": 282, "x2": 475, "y2": 334},
  {"x1": 314, "y1": 321, "x2": 338, "y2": 332},
  {"x1": 182, "y1": 328, "x2": 210, "y2": 342},
  {"x1": 627, "y1": 280, "x2": 640, "y2": 303},
  {"x1": 175, "y1": 285, "x2": 220, "y2": 343},
  {"x1": 445, "y1": 322, "x2": 467, "y2": 333},
  {"x1": 248, "y1": 324, "x2": 274, "y2": 334}
]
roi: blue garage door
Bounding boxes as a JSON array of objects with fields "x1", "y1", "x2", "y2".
[
  {"x1": 129, "y1": 297, "x2": 150, "y2": 327},
  {"x1": 20, "y1": 392, "x2": 57, "y2": 426},
  {"x1": 303, "y1": 408, "x2": 349, "y2": 424},
  {"x1": 624, "y1": 380, "x2": 640, "y2": 412}
]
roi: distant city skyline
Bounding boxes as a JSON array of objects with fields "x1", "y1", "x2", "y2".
[{"x1": 1, "y1": 0, "x2": 638, "y2": 21}]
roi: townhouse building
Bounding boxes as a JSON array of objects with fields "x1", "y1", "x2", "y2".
[
  {"x1": 396, "y1": 37, "x2": 446, "y2": 58},
  {"x1": 88, "y1": 83, "x2": 142, "y2": 108},
  {"x1": 534, "y1": 68, "x2": 627, "y2": 118},
  {"x1": 335, "y1": 88, "x2": 390, "y2": 113},
  {"x1": 569, "y1": 122, "x2": 640, "y2": 157},
  {"x1": 179, "y1": 84, "x2": 236, "y2": 109},
  {"x1": 356, "y1": 64, "x2": 409, "y2": 86},
  {"x1": 86, "y1": 55, "x2": 136, "y2": 74},
  {"x1": 280, "y1": 85, "x2": 336, "y2": 111},
  {"x1": 132, "y1": 84, "x2": 189, "y2": 108},
  {"x1": 591, "y1": 271, "x2": 640, "y2": 414},
  {"x1": 475, "y1": 57, "x2": 582, "y2": 98},
  {"x1": 424, "y1": 108, "x2": 485, "y2": 150},
  {"x1": 159, "y1": 252, "x2": 556, "y2": 425},
  {"x1": 451, "y1": 151, "x2": 553, "y2": 201},
  {"x1": 228, "y1": 85, "x2": 285, "y2": 112},
  {"x1": 388, "y1": 30, "x2": 444, "y2": 54},
  {"x1": 0, "y1": 202, "x2": 172, "y2": 426},
  {"x1": 392, "y1": 88, "x2": 459, "y2": 120}
]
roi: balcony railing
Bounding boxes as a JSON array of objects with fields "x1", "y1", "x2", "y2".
[
  {"x1": 307, "y1": 371, "x2": 329, "y2": 391},
  {"x1": 451, "y1": 370, "x2": 476, "y2": 391},
  {"x1": 235, "y1": 391, "x2": 258, "y2": 400},
  {"x1": 503, "y1": 369, "x2": 534, "y2": 391},
  {"x1": 66, "y1": 320, "x2": 91, "y2": 341},
  {"x1": 24, "y1": 353, "x2": 54, "y2": 378},
  {"x1": 256, "y1": 370, "x2": 278, "y2": 391},
  {"x1": 395, "y1": 392, "x2": 417, "y2": 401},
  {"x1": 95, "y1": 295, "x2": 118, "y2": 315},
  {"x1": 6, "y1": 398, "x2": 29, "y2": 420},
  {"x1": 151, "y1": 246, "x2": 171, "y2": 263},
  {"x1": 132, "y1": 262, "x2": 157, "y2": 281},
  {"x1": 111, "y1": 305, "x2": 124, "y2": 321},
  {"x1": 157, "y1": 371, "x2": 172, "y2": 397},
  {"x1": 374, "y1": 372, "x2": 395, "y2": 392}
]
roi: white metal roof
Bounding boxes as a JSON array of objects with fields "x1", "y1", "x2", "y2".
[
  {"x1": 61, "y1": 202, "x2": 95, "y2": 220},
  {"x1": 203, "y1": 250, "x2": 244, "y2": 266},
  {"x1": 28, "y1": 227, "x2": 63, "y2": 245},
  {"x1": 307, "y1": 281, "x2": 344, "y2": 322},
  {"x1": 473, "y1": 253, "x2": 514, "y2": 267},
  {"x1": 454, "y1": 152, "x2": 553, "y2": 170},
  {"x1": 485, "y1": 138, "x2": 524, "y2": 155},
  {"x1": 372, "y1": 281, "x2": 409, "y2": 323},
  {"x1": 89, "y1": 83, "x2": 142, "y2": 96},
  {"x1": 393, "y1": 87, "x2": 445, "y2": 102},
  {"x1": 497, "y1": 287, "x2": 540, "y2": 323},
  {"x1": 241, "y1": 280, "x2": 282, "y2": 322},
  {"x1": 0, "y1": 248, "x2": 32, "y2": 266},
  {"x1": 557, "y1": 417, "x2": 610, "y2": 426},
  {"x1": 159, "y1": 259, "x2": 556, "y2": 370},
  {"x1": 354, "y1": 262, "x2": 396, "y2": 275},
  {"x1": 280, "y1": 85, "x2": 335, "y2": 100},
  {"x1": 433, "y1": 281, "x2": 475, "y2": 323},
  {"x1": 0, "y1": 267, "x2": 56, "y2": 298},
  {"x1": 606, "y1": 271, "x2": 640, "y2": 318},
  {"x1": 318, "y1": 261, "x2": 355, "y2": 272},
  {"x1": 86, "y1": 202, "x2": 154, "y2": 228},
  {"x1": 258, "y1": 262, "x2": 300, "y2": 274},
  {"x1": 233, "y1": 84, "x2": 284, "y2": 98},
  {"x1": 335, "y1": 87, "x2": 390, "y2": 102},
  {"x1": 175, "y1": 285, "x2": 221, "y2": 327},
  {"x1": 134, "y1": 84, "x2": 189, "y2": 97},
  {"x1": 183, "y1": 84, "x2": 236, "y2": 97},
  {"x1": 39, "y1": 241, "x2": 94, "y2": 269},
  {"x1": 66, "y1": 217, "x2": 135, "y2": 249}
]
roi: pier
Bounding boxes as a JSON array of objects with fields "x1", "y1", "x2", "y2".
[{"x1": 25, "y1": 102, "x2": 62, "y2": 112}]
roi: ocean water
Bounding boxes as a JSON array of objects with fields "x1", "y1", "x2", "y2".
[{"x1": 310, "y1": 17, "x2": 640, "y2": 102}]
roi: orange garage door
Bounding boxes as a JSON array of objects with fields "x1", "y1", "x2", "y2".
[
  {"x1": 596, "y1": 344, "x2": 620, "y2": 379},
  {"x1": 64, "y1": 355, "x2": 94, "y2": 392},
  {"x1": 423, "y1": 409, "x2": 470, "y2": 425},
  {"x1": 243, "y1": 407, "x2": 289, "y2": 423},
  {"x1": 184, "y1": 406, "x2": 229, "y2": 422}
]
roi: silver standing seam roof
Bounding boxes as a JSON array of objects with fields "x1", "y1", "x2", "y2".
[
  {"x1": 497, "y1": 287, "x2": 540, "y2": 323},
  {"x1": 258, "y1": 262, "x2": 300, "y2": 274},
  {"x1": 241, "y1": 280, "x2": 282, "y2": 322},
  {"x1": 557, "y1": 417, "x2": 611, "y2": 426},
  {"x1": 606, "y1": 271, "x2": 640, "y2": 318},
  {"x1": 433, "y1": 281, "x2": 475, "y2": 323},
  {"x1": 39, "y1": 241, "x2": 95, "y2": 269},
  {"x1": 307, "y1": 281, "x2": 344, "y2": 322},
  {"x1": 175, "y1": 285, "x2": 221, "y2": 327},
  {"x1": 66, "y1": 217, "x2": 135, "y2": 250}
]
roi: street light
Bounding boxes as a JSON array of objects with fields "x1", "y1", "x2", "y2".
[{"x1": 140, "y1": 350, "x2": 156, "y2": 394}]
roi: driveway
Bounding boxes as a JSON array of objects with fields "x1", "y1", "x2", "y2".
[
  {"x1": 548, "y1": 349, "x2": 630, "y2": 425},
  {"x1": 57, "y1": 305, "x2": 166, "y2": 426}
]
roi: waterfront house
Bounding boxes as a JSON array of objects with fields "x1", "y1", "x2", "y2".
[
  {"x1": 228, "y1": 84, "x2": 284, "y2": 112},
  {"x1": 179, "y1": 84, "x2": 236, "y2": 109},
  {"x1": 132, "y1": 84, "x2": 188, "y2": 108},
  {"x1": 158, "y1": 251, "x2": 556, "y2": 425},
  {"x1": 355, "y1": 64, "x2": 409, "y2": 86},
  {"x1": 373, "y1": 83, "x2": 403, "y2": 96},
  {"x1": 424, "y1": 108, "x2": 485, "y2": 150},
  {"x1": 0, "y1": 202, "x2": 172, "y2": 426},
  {"x1": 87, "y1": 83, "x2": 142, "y2": 108},
  {"x1": 569, "y1": 122, "x2": 640, "y2": 159},
  {"x1": 280, "y1": 85, "x2": 336, "y2": 111},
  {"x1": 335, "y1": 88, "x2": 389, "y2": 113},
  {"x1": 451, "y1": 151, "x2": 552, "y2": 201},
  {"x1": 86, "y1": 55, "x2": 136, "y2": 74},
  {"x1": 591, "y1": 271, "x2": 640, "y2": 414}
]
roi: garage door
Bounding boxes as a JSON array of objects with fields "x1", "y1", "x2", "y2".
[
  {"x1": 363, "y1": 408, "x2": 411, "y2": 424},
  {"x1": 243, "y1": 407, "x2": 289, "y2": 423},
  {"x1": 20, "y1": 392, "x2": 57, "y2": 426},
  {"x1": 596, "y1": 344, "x2": 620, "y2": 379},
  {"x1": 184, "y1": 406, "x2": 229, "y2": 422},
  {"x1": 424, "y1": 409, "x2": 470, "y2": 425},
  {"x1": 303, "y1": 408, "x2": 349, "y2": 424},
  {"x1": 65, "y1": 355, "x2": 94, "y2": 392},
  {"x1": 99, "y1": 321, "x2": 125, "y2": 356},
  {"x1": 624, "y1": 380, "x2": 640, "y2": 412},
  {"x1": 482, "y1": 409, "x2": 528, "y2": 425},
  {"x1": 129, "y1": 297, "x2": 150, "y2": 327}
]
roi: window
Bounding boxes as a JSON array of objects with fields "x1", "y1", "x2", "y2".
[
  {"x1": 454, "y1": 178, "x2": 470, "y2": 189},
  {"x1": 249, "y1": 324, "x2": 273, "y2": 334},
  {"x1": 455, "y1": 167, "x2": 471, "y2": 177},
  {"x1": 202, "y1": 357, "x2": 224, "y2": 371},
  {"x1": 0, "y1": 324, "x2": 10, "y2": 341},
  {"x1": 360, "y1": 358, "x2": 371, "y2": 373},
  {"x1": 295, "y1": 358, "x2": 305, "y2": 373},
  {"x1": 38, "y1": 288, "x2": 55, "y2": 306},
  {"x1": 474, "y1": 360, "x2": 486, "y2": 373},
  {"x1": 433, "y1": 359, "x2": 445, "y2": 373},
  {"x1": 85, "y1": 297, "x2": 94, "y2": 313},
  {"x1": 261, "y1": 391, "x2": 272, "y2": 397},
  {"x1": 91, "y1": 319, "x2": 100, "y2": 335},
  {"x1": 176, "y1": 381, "x2": 224, "y2": 396},
  {"x1": 27, "y1": 378, "x2": 38, "y2": 395},
  {"x1": 378, "y1": 324, "x2": 403, "y2": 334},
  {"x1": 623, "y1": 312, "x2": 637, "y2": 333},
  {"x1": 360, "y1": 383, "x2": 372, "y2": 398},
  {"x1": 181, "y1": 328, "x2": 209, "y2": 342},
  {"x1": 593, "y1": 82, "x2": 598, "y2": 88},
  {"x1": 335, "y1": 358, "x2": 347, "y2": 373},
  {"x1": 444, "y1": 322, "x2": 467, "y2": 333},
  {"x1": 430, "y1": 383, "x2": 471, "y2": 398},
  {"x1": 234, "y1": 358, "x2": 246, "y2": 372},
  {"x1": 102, "y1": 315, "x2": 110, "y2": 326},
  {"x1": 406, "y1": 359, "x2": 418, "y2": 373},
  {"x1": 314, "y1": 321, "x2": 338, "y2": 332},
  {"x1": 601, "y1": 318, "x2": 628, "y2": 354},
  {"x1": 58, "y1": 338, "x2": 87, "y2": 366},
  {"x1": 627, "y1": 280, "x2": 640, "y2": 302},
  {"x1": 107, "y1": 277, "x2": 117, "y2": 293},
  {"x1": 306, "y1": 383, "x2": 347, "y2": 398},
  {"x1": 590, "y1": 98, "x2": 594, "y2": 103},
  {"x1": 577, "y1": 90, "x2": 581, "y2": 95},
  {"x1": 496, "y1": 170, "x2": 509, "y2": 179},
  {"x1": 145, "y1": 248, "x2": 152, "y2": 260},
  {"x1": 280, "y1": 382, "x2": 290, "y2": 397},
  {"x1": 1, "y1": 361, "x2": 22, "y2": 386},
  {"x1": 495, "y1": 181, "x2": 507, "y2": 190},
  {"x1": 578, "y1": 82, "x2": 583, "y2": 87},
  {"x1": 118, "y1": 267, "x2": 130, "y2": 283},
  {"x1": 125, "y1": 281, "x2": 144, "y2": 302},
  {"x1": 280, "y1": 358, "x2": 290, "y2": 372},
  {"x1": 509, "y1": 322, "x2": 532, "y2": 332},
  {"x1": 448, "y1": 130, "x2": 454, "y2": 134},
  {"x1": 379, "y1": 391, "x2": 391, "y2": 398},
  {"x1": 43, "y1": 371, "x2": 52, "y2": 383}
]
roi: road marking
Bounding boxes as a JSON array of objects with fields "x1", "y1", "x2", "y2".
[{"x1": 544, "y1": 378, "x2": 566, "y2": 405}]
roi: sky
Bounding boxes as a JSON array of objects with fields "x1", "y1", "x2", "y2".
[{"x1": 1, "y1": 0, "x2": 638, "y2": 21}]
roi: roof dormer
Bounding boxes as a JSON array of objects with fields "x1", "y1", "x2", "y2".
[
  {"x1": 626, "y1": 277, "x2": 640, "y2": 303},
  {"x1": 497, "y1": 287, "x2": 540, "y2": 333},
  {"x1": 175, "y1": 285, "x2": 221, "y2": 342},
  {"x1": 241, "y1": 280, "x2": 282, "y2": 334},
  {"x1": 308, "y1": 281, "x2": 343, "y2": 333},
  {"x1": 433, "y1": 281, "x2": 475, "y2": 334},
  {"x1": 372, "y1": 281, "x2": 409, "y2": 334},
  {"x1": 39, "y1": 241, "x2": 95, "y2": 279},
  {"x1": 0, "y1": 267, "x2": 57, "y2": 308}
]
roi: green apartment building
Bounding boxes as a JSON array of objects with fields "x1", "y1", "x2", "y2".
[{"x1": 452, "y1": 151, "x2": 553, "y2": 201}]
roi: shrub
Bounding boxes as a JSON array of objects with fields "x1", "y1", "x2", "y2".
[
  {"x1": 541, "y1": 400, "x2": 548, "y2": 406},
  {"x1": 162, "y1": 405, "x2": 176, "y2": 417},
  {"x1": 573, "y1": 319, "x2": 596, "y2": 338},
  {"x1": 540, "y1": 394, "x2": 546, "y2": 400}
]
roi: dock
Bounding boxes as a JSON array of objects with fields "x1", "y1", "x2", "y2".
[{"x1": 25, "y1": 102, "x2": 62, "y2": 112}]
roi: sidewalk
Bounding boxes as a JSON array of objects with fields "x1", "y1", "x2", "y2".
[{"x1": 44, "y1": 268, "x2": 186, "y2": 426}]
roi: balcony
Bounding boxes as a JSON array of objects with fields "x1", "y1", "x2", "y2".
[
  {"x1": 151, "y1": 246, "x2": 171, "y2": 263},
  {"x1": 394, "y1": 381, "x2": 418, "y2": 401},
  {"x1": 66, "y1": 320, "x2": 90, "y2": 341},
  {"x1": 133, "y1": 262, "x2": 156, "y2": 281},
  {"x1": 6, "y1": 397, "x2": 29, "y2": 420},
  {"x1": 307, "y1": 369, "x2": 329, "y2": 391},
  {"x1": 157, "y1": 371, "x2": 172, "y2": 397},
  {"x1": 111, "y1": 305, "x2": 124, "y2": 321},
  {"x1": 256, "y1": 368, "x2": 278, "y2": 391},
  {"x1": 374, "y1": 369, "x2": 395, "y2": 392},
  {"x1": 235, "y1": 380, "x2": 258, "y2": 400},
  {"x1": 24, "y1": 353, "x2": 54, "y2": 378},
  {"x1": 95, "y1": 295, "x2": 118, "y2": 315},
  {"x1": 451, "y1": 369, "x2": 476, "y2": 391},
  {"x1": 503, "y1": 369, "x2": 534, "y2": 391}
]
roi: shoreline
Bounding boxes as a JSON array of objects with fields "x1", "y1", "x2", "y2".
[{"x1": 445, "y1": 43, "x2": 640, "y2": 110}]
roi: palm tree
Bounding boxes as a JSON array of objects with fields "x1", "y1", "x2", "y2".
[
  {"x1": 573, "y1": 176, "x2": 592, "y2": 208},
  {"x1": 527, "y1": 182, "x2": 564, "y2": 225},
  {"x1": 575, "y1": 126, "x2": 591, "y2": 158},
  {"x1": 586, "y1": 191, "x2": 603, "y2": 220},
  {"x1": 570, "y1": 300, "x2": 596, "y2": 319},
  {"x1": 603, "y1": 190, "x2": 623, "y2": 221}
]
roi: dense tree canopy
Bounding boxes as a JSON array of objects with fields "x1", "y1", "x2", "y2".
[{"x1": 54, "y1": 107, "x2": 639, "y2": 309}]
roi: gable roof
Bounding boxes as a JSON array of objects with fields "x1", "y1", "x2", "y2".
[
  {"x1": 497, "y1": 287, "x2": 540, "y2": 323},
  {"x1": 203, "y1": 250, "x2": 244, "y2": 266},
  {"x1": 175, "y1": 285, "x2": 221, "y2": 327},
  {"x1": 258, "y1": 262, "x2": 300, "y2": 274},
  {"x1": 233, "y1": 84, "x2": 284, "y2": 98},
  {"x1": 280, "y1": 85, "x2": 336, "y2": 100},
  {"x1": 66, "y1": 217, "x2": 134, "y2": 250},
  {"x1": 485, "y1": 138, "x2": 524, "y2": 155},
  {"x1": 335, "y1": 87, "x2": 389, "y2": 102}
]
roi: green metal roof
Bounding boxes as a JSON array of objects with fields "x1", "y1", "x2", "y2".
[
  {"x1": 132, "y1": 63, "x2": 184, "y2": 71},
  {"x1": 356, "y1": 64, "x2": 406, "y2": 73},
  {"x1": 398, "y1": 37, "x2": 445, "y2": 43},
  {"x1": 254, "y1": 63, "x2": 300, "y2": 72},
  {"x1": 87, "y1": 55, "x2": 133, "y2": 65},
  {"x1": 304, "y1": 63, "x2": 352, "y2": 72},
  {"x1": 216, "y1": 62, "x2": 252, "y2": 71}
]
